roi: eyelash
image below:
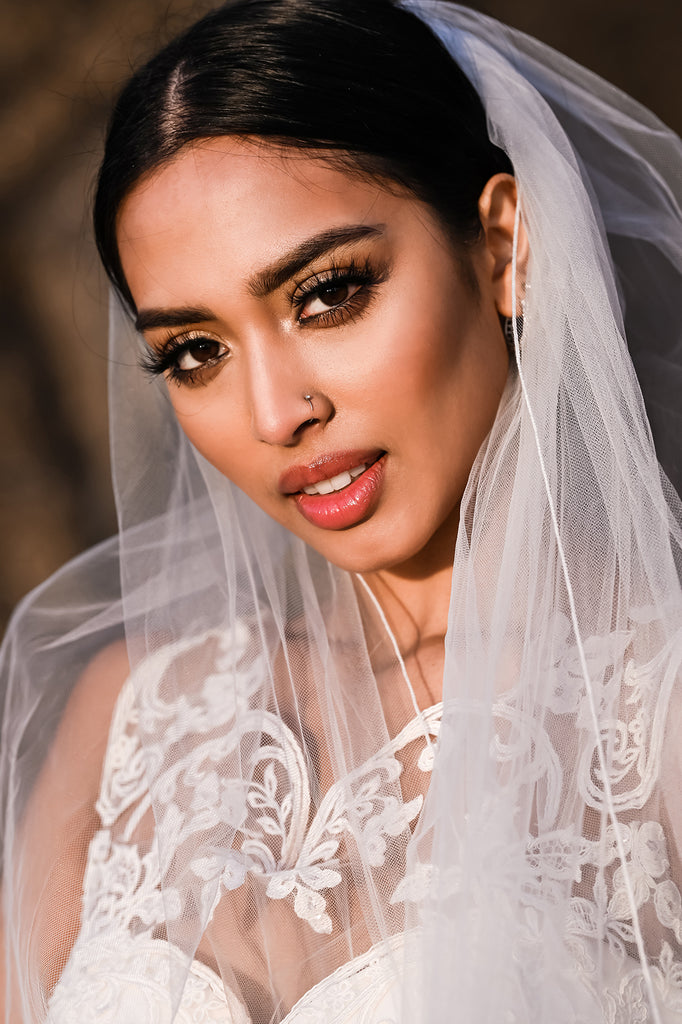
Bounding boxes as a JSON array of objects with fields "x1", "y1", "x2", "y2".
[
  {"x1": 291, "y1": 256, "x2": 384, "y2": 327},
  {"x1": 139, "y1": 331, "x2": 225, "y2": 387},
  {"x1": 140, "y1": 256, "x2": 385, "y2": 387}
]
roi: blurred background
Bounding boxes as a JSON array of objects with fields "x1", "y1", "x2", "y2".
[{"x1": 0, "y1": 0, "x2": 680, "y2": 633}]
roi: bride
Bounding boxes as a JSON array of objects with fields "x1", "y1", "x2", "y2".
[{"x1": 2, "y1": 0, "x2": 681, "y2": 1020}]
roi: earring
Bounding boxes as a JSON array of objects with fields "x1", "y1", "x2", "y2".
[
  {"x1": 499, "y1": 313, "x2": 524, "y2": 352},
  {"x1": 499, "y1": 285, "x2": 529, "y2": 356}
]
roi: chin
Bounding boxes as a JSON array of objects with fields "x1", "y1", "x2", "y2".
[{"x1": 308, "y1": 525, "x2": 443, "y2": 577}]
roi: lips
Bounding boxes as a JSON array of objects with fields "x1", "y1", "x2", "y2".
[
  {"x1": 278, "y1": 450, "x2": 384, "y2": 496},
  {"x1": 279, "y1": 450, "x2": 387, "y2": 532}
]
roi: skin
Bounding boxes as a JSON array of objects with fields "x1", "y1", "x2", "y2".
[
  {"x1": 0, "y1": 143, "x2": 525, "y2": 1012},
  {"x1": 117, "y1": 137, "x2": 524, "y2": 706}
]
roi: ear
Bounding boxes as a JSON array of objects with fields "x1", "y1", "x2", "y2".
[{"x1": 477, "y1": 173, "x2": 528, "y2": 318}]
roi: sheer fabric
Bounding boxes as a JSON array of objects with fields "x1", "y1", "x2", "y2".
[{"x1": 1, "y1": 3, "x2": 682, "y2": 1022}]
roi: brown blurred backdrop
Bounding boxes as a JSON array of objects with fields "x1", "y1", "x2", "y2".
[{"x1": 1, "y1": 0, "x2": 680, "y2": 633}]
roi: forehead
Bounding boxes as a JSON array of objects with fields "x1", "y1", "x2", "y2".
[
  {"x1": 117, "y1": 139, "x2": 403, "y2": 294},
  {"x1": 120, "y1": 136, "x2": 384, "y2": 219}
]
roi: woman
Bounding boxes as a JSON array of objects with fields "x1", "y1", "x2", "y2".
[{"x1": 2, "y1": 0, "x2": 681, "y2": 1020}]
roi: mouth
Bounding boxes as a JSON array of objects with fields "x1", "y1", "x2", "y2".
[
  {"x1": 300, "y1": 461, "x2": 368, "y2": 496},
  {"x1": 279, "y1": 450, "x2": 386, "y2": 531},
  {"x1": 279, "y1": 450, "x2": 385, "y2": 496}
]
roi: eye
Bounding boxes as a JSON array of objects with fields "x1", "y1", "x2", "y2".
[
  {"x1": 140, "y1": 331, "x2": 230, "y2": 386},
  {"x1": 300, "y1": 281, "x2": 361, "y2": 320},
  {"x1": 290, "y1": 256, "x2": 386, "y2": 329},
  {"x1": 175, "y1": 337, "x2": 226, "y2": 371}
]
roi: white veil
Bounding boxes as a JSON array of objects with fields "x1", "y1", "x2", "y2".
[
  {"x1": 406, "y1": 5, "x2": 682, "y2": 1020},
  {"x1": 1, "y1": 3, "x2": 681, "y2": 1022}
]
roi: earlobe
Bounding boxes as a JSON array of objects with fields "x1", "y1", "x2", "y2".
[{"x1": 478, "y1": 173, "x2": 528, "y2": 318}]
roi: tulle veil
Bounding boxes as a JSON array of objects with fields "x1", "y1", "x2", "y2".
[{"x1": 1, "y1": 2, "x2": 682, "y2": 1021}]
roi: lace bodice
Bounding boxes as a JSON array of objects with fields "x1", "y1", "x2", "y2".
[
  {"x1": 49, "y1": 929, "x2": 415, "y2": 1024},
  {"x1": 46, "y1": 627, "x2": 439, "y2": 1022},
  {"x1": 46, "y1": 626, "x2": 682, "y2": 1022}
]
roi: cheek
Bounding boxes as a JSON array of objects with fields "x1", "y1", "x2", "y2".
[
  {"x1": 172, "y1": 396, "x2": 251, "y2": 482},
  {"x1": 385, "y1": 296, "x2": 507, "y2": 491},
  {"x1": 345, "y1": 288, "x2": 457, "y2": 401},
  {"x1": 370, "y1": 274, "x2": 489, "y2": 418}
]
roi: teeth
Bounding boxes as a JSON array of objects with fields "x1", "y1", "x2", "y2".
[
  {"x1": 330, "y1": 470, "x2": 352, "y2": 490},
  {"x1": 302, "y1": 463, "x2": 367, "y2": 496}
]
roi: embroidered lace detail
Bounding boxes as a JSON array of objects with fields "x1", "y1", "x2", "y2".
[
  {"x1": 48, "y1": 624, "x2": 682, "y2": 1021},
  {"x1": 48, "y1": 629, "x2": 440, "y2": 1018},
  {"x1": 547, "y1": 612, "x2": 682, "y2": 810},
  {"x1": 47, "y1": 936, "x2": 242, "y2": 1023},
  {"x1": 280, "y1": 931, "x2": 412, "y2": 1024}
]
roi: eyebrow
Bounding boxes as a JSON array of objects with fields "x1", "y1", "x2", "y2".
[
  {"x1": 134, "y1": 222, "x2": 384, "y2": 334},
  {"x1": 248, "y1": 223, "x2": 384, "y2": 298},
  {"x1": 135, "y1": 305, "x2": 216, "y2": 333}
]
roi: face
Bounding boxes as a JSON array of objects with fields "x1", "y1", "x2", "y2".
[{"x1": 117, "y1": 138, "x2": 509, "y2": 575}]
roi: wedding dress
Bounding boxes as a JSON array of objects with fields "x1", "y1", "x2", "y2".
[
  {"x1": 44, "y1": 617, "x2": 682, "y2": 1022},
  {"x1": 46, "y1": 625, "x2": 438, "y2": 1024},
  {"x1": 2, "y1": 2, "x2": 682, "y2": 1022}
]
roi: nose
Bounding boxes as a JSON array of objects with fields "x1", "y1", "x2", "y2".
[{"x1": 247, "y1": 343, "x2": 332, "y2": 446}]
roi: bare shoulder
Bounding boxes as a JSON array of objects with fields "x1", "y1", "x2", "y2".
[
  {"x1": 32, "y1": 638, "x2": 131, "y2": 815},
  {"x1": 19, "y1": 636, "x2": 132, "y2": 867},
  {"x1": 51, "y1": 638, "x2": 131, "y2": 772},
  {"x1": 1, "y1": 639, "x2": 132, "y2": 1006}
]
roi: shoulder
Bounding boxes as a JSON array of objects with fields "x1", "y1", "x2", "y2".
[
  {"x1": 16, "y1": 635, "x2": 132, "y2": 859},
  {"x1": 55, "y1": 638, "x2": 131, "y2": 746},
  {"x1": 3, "y1": 638, "x2": 131, "y2": 1000},
  {"x1": 35, "y1": 638, "x2": 131, "y2": 811}
]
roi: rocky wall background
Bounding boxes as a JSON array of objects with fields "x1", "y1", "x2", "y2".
[{"x1": 1, "y1": 0, "x2": 680, "y2": 632}]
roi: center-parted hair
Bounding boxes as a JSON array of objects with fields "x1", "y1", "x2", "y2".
[{"x1": 94, "y1": 0, "x2": 512, "y2": 309}]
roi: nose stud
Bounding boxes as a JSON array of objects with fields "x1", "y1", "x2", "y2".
[{"x1": 303, "y1": 394, "x2": 314, "y2": 416}]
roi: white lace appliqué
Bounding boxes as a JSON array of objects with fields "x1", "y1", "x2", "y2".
[
  {"x1": 48, "y1": 628, "x2": 439, "y2": 1020},
  {"x1": 48, "y1": 622, "x2": 682, "y2": 1023}
]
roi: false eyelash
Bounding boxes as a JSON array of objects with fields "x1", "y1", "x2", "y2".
[
  {"x1": 291, "y1": 256, "x2": 387, "y2": 326},
  {"x1": 139, "y1": 333, "x2": 226, "y2": 386},
  {"x1": 139, "y1": 345, "x2": 175, "y2": 378},
  {"x1": 138, "y1": 256, "x2": 387, "y2": 385}
]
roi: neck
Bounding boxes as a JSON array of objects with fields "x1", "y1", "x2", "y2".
[
  {"x1": 359, "y1": 511, "x2": 457, "y2": 707},
  {"x1": 362, "y1": 559, "x2": 453, "y2": 646}
]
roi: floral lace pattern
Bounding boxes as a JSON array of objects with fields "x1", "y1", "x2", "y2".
[
  {"x1": 48, "y1": 937, "x2": 240, "y2": 1024},
  {"x1": 48, "y1": 628, "x2": 440, "y2": 1020},
  {"x1": 48, "y1": 624, "x2": 682, "y2": 1021}
]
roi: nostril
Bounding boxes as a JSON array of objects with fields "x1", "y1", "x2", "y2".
[{"x1": 251, "y1": 388, "x2": 332, "y2": 445}]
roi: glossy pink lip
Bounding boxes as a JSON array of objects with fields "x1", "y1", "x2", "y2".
[
  {"x1": 291, "y1": 455, "x2": 386, "y2": 531},
  {"x1": 278, "y1": 449, "x2": 384, "y2": 495}
]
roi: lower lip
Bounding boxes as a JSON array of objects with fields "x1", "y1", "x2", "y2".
[{"x1": 292, "y1": 456, "x2": 386, "y2": 531}]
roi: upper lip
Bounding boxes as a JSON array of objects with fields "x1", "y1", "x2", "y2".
[{"x1": 278, "y1": 449, "x2": 384, "y2": 495}]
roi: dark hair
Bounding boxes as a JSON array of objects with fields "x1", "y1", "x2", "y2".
[{"x1": 94, "y1": 0, "x2": 512, "y2": 310}]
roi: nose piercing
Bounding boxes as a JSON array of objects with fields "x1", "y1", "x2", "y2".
[{"x1": 303, "y1": 394, "x2": 314, "y2": 416}]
